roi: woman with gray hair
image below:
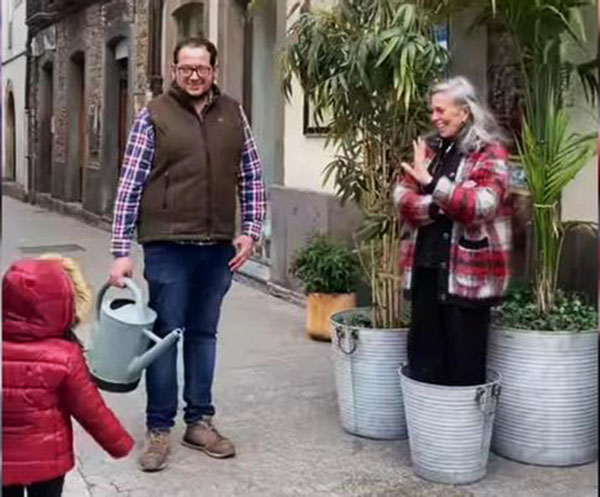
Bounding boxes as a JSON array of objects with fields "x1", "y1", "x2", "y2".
[{"x1": 394, "y1": 76, "x2": 512, "y2": 386}]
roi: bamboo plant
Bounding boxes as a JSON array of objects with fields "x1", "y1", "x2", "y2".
[{"x1": 280, "y1": 0, "x2": 448, "y2": 328}]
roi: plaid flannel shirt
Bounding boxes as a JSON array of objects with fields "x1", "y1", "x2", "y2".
[
  {"x1": 111, "y1": 105, "x2": 266, "y2": 258},
  {"x1": 394, "y1": 141, "x2": 512, "y2": 302}
]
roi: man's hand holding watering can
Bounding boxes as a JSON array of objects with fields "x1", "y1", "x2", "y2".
[{"x1": 109, "y1": 257, "x2": 135, "y2": 287}]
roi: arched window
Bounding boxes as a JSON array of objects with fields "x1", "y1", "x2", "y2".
[
  {"x1": 173, "y1": 2, "x2": 205, "y2": 40},
  {"x1": 162, "y1": 1, "x2": 208, "y2": 89},
  {"x1": 4, "y1": 84, "x2": 16, "y2": 181}
]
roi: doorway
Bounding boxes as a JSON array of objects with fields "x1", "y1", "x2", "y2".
[
  {"x1": 117, "y1": 56, "x2": 129, "y2": 172},
  {"x1": 4, "y1": 88, "x2": 16, "y2": 181},
  {"x1": 39, "y1": 63, "x2": 54, "y2": 193},
  {"x1": 68, "y1": 52, "x2": 86, "y2": 202}
]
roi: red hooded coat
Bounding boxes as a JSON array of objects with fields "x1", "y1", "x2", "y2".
[{"x1": 2, "y1": 259, "x2": 134, "y2": 486}]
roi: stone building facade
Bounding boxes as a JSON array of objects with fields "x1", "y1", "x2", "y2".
[{"x1": 26, "y1": 0, "x2": 150, "y2": 222}]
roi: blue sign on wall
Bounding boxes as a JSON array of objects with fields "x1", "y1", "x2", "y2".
[{"x1": 435, "y1": 22, "x2": 449, "y2": 50}]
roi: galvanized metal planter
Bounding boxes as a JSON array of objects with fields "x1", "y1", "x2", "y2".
[
  {"x1": 330, "y1": 308, "x2": 408, "y2": 440},
  {"x1": 399, "y1": 366, "x2": 501, "y2": 484},
  {"x1": 488, "y1": 327, "x2": 598, "y2": 466}
]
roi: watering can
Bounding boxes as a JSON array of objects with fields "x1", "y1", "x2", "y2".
[{"x1": 89, "y1": 278, "x2": 181, "y2": 393}]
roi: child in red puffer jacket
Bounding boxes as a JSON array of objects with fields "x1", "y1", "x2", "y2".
[{"x1": 2, "y1": 255, "x2": 134, "y2": 497}]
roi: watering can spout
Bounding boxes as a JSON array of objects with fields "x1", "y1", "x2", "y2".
[{"x1": 127, "y1": 328, "x2": 182, "y2": 377}]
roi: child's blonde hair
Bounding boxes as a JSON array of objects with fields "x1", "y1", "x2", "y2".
[{"x1": 37, "y1": 254, "x2": 93, "y2": 326}]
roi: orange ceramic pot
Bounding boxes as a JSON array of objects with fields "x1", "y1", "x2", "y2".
[{"x1": 306, "y1": 293, "x2": 357, "y2": 341}]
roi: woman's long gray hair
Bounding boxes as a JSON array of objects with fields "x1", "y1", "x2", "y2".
[{"x1": 430, "y1": 76, "x2": 509, "y2": 152}]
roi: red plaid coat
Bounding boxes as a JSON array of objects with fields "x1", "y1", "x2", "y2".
[{"x1": 394, "y1": 141, "x2": 512, "y2": 302}]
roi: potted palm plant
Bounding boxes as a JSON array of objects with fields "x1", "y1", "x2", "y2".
[
  {"x1": 474, "y1": 0, "x2": 599, "y2": 466},
  {"x1": 290, "y1": 233, "x2": 359, "y2": 341},
  {"x1": 281, "y1": 0, "x2": 448, "y2": 439}
]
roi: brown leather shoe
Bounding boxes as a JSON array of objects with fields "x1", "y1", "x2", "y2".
[
  {"x1": 181, "y1": 417, "x2": 236, "y2": 458},
  {"x1": 138, "y1": 430, "x2": 170, "y2": 472}
]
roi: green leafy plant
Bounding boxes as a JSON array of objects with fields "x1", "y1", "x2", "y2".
[
  {"x1": 495, "y1": 285, "x2": 597, "y2": 331},
  {"x1": 516, "y1": 97, "x2": 596, "y2": 313},
  {"x1": 290, "y1": 234, "x2": 359, "y2": 294},
  {"x1": 336, "y1": 307, "x2": 412, "y2": 329},
  {"x1": 478, "y1": 0, "x2": 598, "y2": 107},
  {"x1": 460, "y1": 0, "x2": 598, "y2": 315},
  {"x1": 281, "y1": 0, "x2": 448, "y2": 328}
]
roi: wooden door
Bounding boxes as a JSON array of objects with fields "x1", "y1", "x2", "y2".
[{"x1": 117, "y1": 58, "x2": 129, "y2": 172}]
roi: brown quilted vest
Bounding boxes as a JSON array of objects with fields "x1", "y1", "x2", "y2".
[{"x1": 137, "y1": 85, "x2": 244, "y2": 243}]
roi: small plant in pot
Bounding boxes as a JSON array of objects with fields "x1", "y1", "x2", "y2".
[
  {"x1": 290, "y1": 233, "x2": 359, "y2": 341},
  {"x1": 496, "y1": 286, "x2": 597, "y2": 334}
]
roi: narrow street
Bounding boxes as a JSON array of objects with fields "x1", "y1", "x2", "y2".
[{"x1": 2, "y1": 196, "x2": 597, "y2": 497}]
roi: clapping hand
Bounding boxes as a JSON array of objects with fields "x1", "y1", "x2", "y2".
[{"x1": 400, "y1": 138, "x2": 433, "y2": 186}]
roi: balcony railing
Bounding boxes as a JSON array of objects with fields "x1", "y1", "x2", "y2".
[
  {"x1": 26, "y1": 0, "x2": 44, "y2": 18},
  {"x1": 26, "y1": 0, "x2": 57, "y2": 31},
  {"x1": 26, "y1": 0, "x2": 100, "y2": 33}
]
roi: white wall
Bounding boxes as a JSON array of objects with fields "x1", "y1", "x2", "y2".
[
  {"x1": 2, "y1": 0, "x2": 28, "y2": 188},
  {"x1": 208, "y1": 0, "x2": 219, "y2": 43},
  {"x1": 2, "y1": 0, "x2": 28, "y2": 55},
  {"x1": 283, "y1": 78, "x2": 336, "y2": 193},
  {"x1": 561, "y1": 8, "x2": 598, "y2": 223},
  {"x1": 282, "y1": 0, "x2": 336, "y2": 194}
]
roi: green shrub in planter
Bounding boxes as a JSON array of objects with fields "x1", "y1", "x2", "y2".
[
  {"x1": 290, "y1": 234, "x2": 359, "y2": 295},
  {"x1": 495, "y1": 286, "x2": 597, "y2": 332}
]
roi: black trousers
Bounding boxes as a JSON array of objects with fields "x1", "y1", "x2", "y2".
[
  {"x1": 2, "y1": 476, "x2": 65, "y2": 497},
  {"x1": 408, "y1": 267, "x2": 491, "y2": 386}
]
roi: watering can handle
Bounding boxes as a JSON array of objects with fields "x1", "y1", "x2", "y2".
[{"x1": 95, "y1": 277, "x2": 146, "y2": 323}]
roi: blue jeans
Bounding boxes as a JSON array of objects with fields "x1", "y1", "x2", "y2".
[{"x1": 143, "y1": 241, "x2": 235, "y2": 430}]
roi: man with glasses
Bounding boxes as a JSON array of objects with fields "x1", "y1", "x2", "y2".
[{"x1": 108, "y1": 37, "x2": 266, "y2": 472}]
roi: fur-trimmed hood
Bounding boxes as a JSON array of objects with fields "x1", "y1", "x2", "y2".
[{"x1": 2, "y1": 256, "x2": 92, "y2": 342}]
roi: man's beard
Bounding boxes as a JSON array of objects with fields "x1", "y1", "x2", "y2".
[{"x1": 172, "y1": 80, "x2": 210, "y2": 102}]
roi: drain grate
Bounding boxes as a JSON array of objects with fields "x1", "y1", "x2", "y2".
[{"x1": 18, "y1": 243, "x2": 86, "y2": 254}]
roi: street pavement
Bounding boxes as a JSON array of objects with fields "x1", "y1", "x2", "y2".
[{"x1": 2, "y1": 195, "x2": 597, "y2": 497}]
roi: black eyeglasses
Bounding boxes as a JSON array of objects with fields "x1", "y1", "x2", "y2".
[{"x1": 176, "y1": 65, "x2": 213, "y2": 78}]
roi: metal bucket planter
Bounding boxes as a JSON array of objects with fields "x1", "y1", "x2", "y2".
[
  {"x1": 399, "y1": 366, "x2": 501, "y2": 485},
  {"x1": 488, "y1": 327, "x2": 598, "y2": 466},
  {"x1": 330, "y1": 308, "x2": 408, "y2": 440}
]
